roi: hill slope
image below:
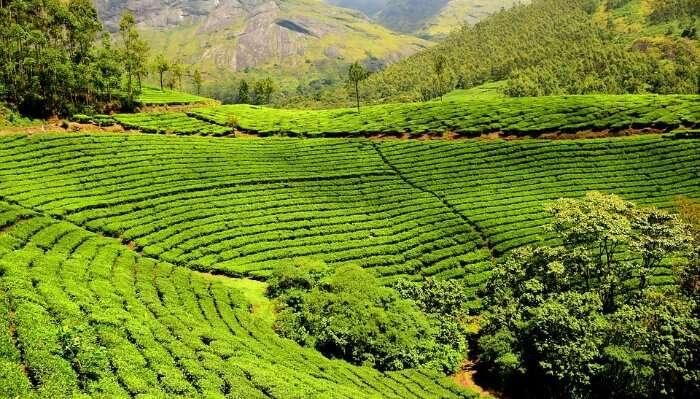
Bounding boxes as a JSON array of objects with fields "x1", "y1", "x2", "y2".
[
  {"x1": 94, "y1": 0, "x2": 430, "y2": 88},
  {"x1": 363, "y1": 0, "x2": 698, "y2": 101},
  {"x1": 0, "y1": 199, "x2": 473, "y2": 398}
]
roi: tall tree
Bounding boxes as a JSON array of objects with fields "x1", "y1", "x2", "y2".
[
  {"x1": 171, "y1": 61, "x2": 183, "y2": 90},
  {"x1": 155, "y1": 54, "x2": 170, "y2": 91},
  {"x1": 238, "y1": 80, "x2": 250, "y2": 104},
  {"x1": 119, "y1": 11, "x2": 147, "y2": 105},
  {"x1": 252, "y1": 77, "x2": 275, "y2": 104},
  {"x1": 0, "y1": 0, "x2": 110, "y2": 115},
  {"x1": 192, "y1": 69, "x2": 203, "y2": 95},
  {"x1": 348, "y1": 62, "x2": 367, "y2": 112},
  {"x1": 433, "y1": 54, "x2": 448, "y2": 101}
]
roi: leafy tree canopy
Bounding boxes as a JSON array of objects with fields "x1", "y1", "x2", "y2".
[
  {"x1": 476, "y1": 192, "x2": 699, "y2": 398},
  {"x1": 268, "y1": 260, "x2": 466, "y2": 372}
]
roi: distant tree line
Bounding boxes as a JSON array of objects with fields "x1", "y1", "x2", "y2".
[{"x1": 204, "y1": 77, "x2": 276, "y2": 105}]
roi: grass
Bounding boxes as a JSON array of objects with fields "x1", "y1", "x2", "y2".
[{"x1": 186, "y1": 94, "x2": 699, "y2": 137}]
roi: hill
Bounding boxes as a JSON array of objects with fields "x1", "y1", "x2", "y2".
[
  {"x1": 94, "y1": 0, "x2": 431, "y2": 96},
  {"x1": 0, "y1": 198, "x2": 473, "y2": 397},
  {"x1": 0, "y1": 132, "x2": 696, "y2": 317},
  {"x1": 362, "y1": 0, "x2": 699, "y2": 102},
  {"x1": 327, "y1": 0, "x2": 523, "y2": 37}
]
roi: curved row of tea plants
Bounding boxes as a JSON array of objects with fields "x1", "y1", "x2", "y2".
[
  {"x1": 380, "y1": 136, "x2": 700, "y2": 261},
  {"x1": 189, "y1": 95, "x2": 699, "y2": 137},
  {"x1": 113, "y1": 113, "x2": 232, "y2": 136},
  {"x1": 0, "y1": 134, "x2": 697, "y2": 297},
  {"x1": 0, "y1": 135, "x2": 490, "y2": 286},
  {"x1": 0, "y1": 201, "x2": 475, "y2": 398}
]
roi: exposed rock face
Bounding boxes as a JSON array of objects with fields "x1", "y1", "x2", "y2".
[{"x1": 94, "y1": 0, "x2": 429, "y2": 72}]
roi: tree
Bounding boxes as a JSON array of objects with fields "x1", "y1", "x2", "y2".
[
  {"x1": 238, "y1": 80, "x2": 250, "y2": 104},
  {"x1": 155, "y1": 54, "x2": 169, "y2": 91},
  {"x1": 476, "y1": 192, "x2": 697, "y2": 398},
  {"x1": 171, "y1": 61, "x2": 183, "y2": 90},
  {"x1": 192, "y1": 69, "x2": 203, "y2": 95},
  {"x1": 268, "y1": 260, "x2": 465, "y2": 372},
  {"x1": 119, "y1": 11, "x2": 148, "y2": 104},
  {"x1": 0, "y1": 0, "x2": 112, "y2": 115},
  {"x1": 348, "y1": 62, "x2": 367, "y2": 112},
  {"x1": 252, "y1": 77, "x2": 275, "y2": 105},
  {"x1": 433, "y1": 54, "x2": 448, "y2": 101}
]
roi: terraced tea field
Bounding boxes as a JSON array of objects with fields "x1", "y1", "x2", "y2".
[
  {"x1": 1, "y1": 133, "x2": 697, "y2": 294},
  {"x1": 187, "y1": 95, "x2": 698, "y2": 137},
  {"x1": 100, "y1": 95, "x2": 698, "y2": 138},
  {"x1": 1, "y1": 132, "x2": 698, "y2": 397},
  {"x1": 0, "y1": 201, "x2": 469, "y2": 398},
  {"x1": 114, "y1": 113, "x2": 232, "y2": 136},
  {"x1": 136, "y1": 87, "x2": 217, "y2": 106}
]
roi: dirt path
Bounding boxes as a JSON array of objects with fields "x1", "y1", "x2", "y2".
[{"x1": 452, "y1": 361, "x2": 502, "y2": 398}]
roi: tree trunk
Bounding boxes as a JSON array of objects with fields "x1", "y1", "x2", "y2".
[
  {"x1": 355, "y1": 82, "x2": 360, "y2": 113},
  {"x1": 160, "y1": 72, "x2": 163, "y2": 90}
]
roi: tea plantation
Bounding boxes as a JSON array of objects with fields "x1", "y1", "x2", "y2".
[
  {"x1": 0, "y1": 134, "x2": 697, "y2": 322},
  {"x1": 0, "y1": 201, "x2": 470, "y2": 398},
  {"x1": 184, "y1": 95, "x2": 698, "y2": 137},
  {"x1": 136, "y1": 87, "x2": 217, "y2": 106}
]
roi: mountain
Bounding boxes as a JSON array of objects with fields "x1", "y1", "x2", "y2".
[
  {"x1": 94, "y1": 0, "x2": 431, "y2": 88},
  {"x1": 327, "y1": 0, "x2": 524, "y2": 36}
]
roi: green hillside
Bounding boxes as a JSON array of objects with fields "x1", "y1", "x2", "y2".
[
  {"x1": 363, "y1": 0, "x2": 698, "y2": 102},
  {"x1": 130, "y1": 0, "x2": 432, "y2": 98},
  {"x1": 1, "y1": 133, "x2": 697, "y2": 289}
]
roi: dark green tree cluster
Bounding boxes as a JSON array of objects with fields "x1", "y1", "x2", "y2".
[
  {"x1": 0, "y1": 1, "x2": 149, "y2": 116},
  {"x1": 267, "y1": 260, "x2": 466, "y2": 372},
  {"x1": 209, "y1": 77, "x2": 276, "y2": 105},
  {"x1": 475, "y1": 192, "x2": 699, "y2": 398},
  {"x1": 648, "y1": 0, "x2": 699, "y2": 23},
  {"x1": 365, "y1": 0, "x2": 699, "y2": 101}
]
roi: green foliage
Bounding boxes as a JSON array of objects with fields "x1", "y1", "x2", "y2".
[
  {"x1": 135, "y1": 86, "x2": 216, "y2": 106},
  {"x1": 119, "y1": 11, "x2": 149, "y2": 106},
  {"x1": 154, "y1": 54, "x2": 170, "y2": 91},
  {"x1": 238, "y1": 80, "x2": 251, "y2": 104},
  {"x1": 476, "y1": 193, "x2": 698, "y2": 398},
  {"x1": 113, "y1": 112, "x2": 231, "y2": 136},
  {"x1": 268, "y1": 260, "x2": 465, "y2": 372},
  {"x1": 0, "y1": 0, "x2": 110, "y2": 115},
  {"x1": 648, "y1": 0, "x2": 700, "y2": 23},
  {"x1": 348, "y1": 62, "x2": 369, "y2": 111}
]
